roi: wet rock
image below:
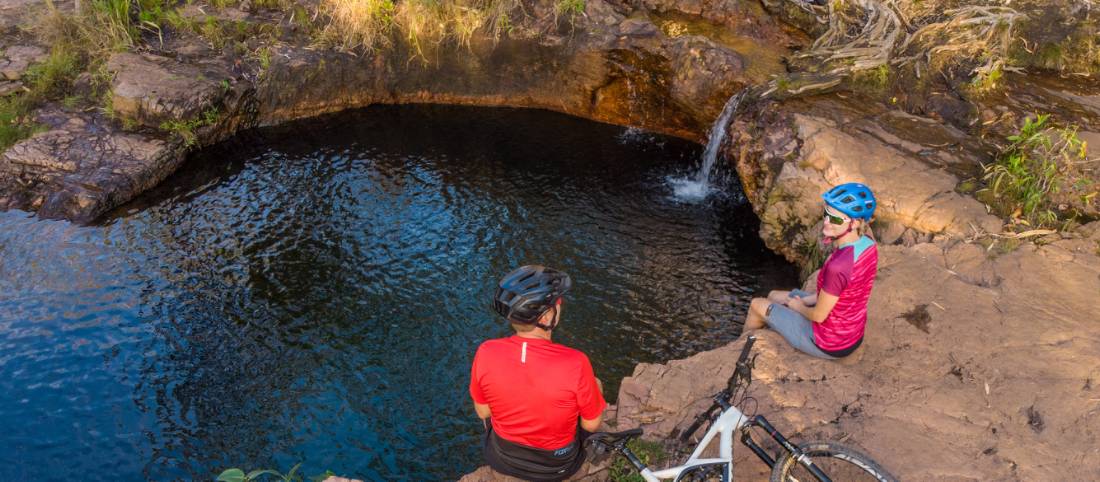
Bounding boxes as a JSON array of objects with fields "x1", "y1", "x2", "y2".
[
  {"x1": 0, "y1": 45, "x2": 47, "y2": 80},
  {"x1": 727, "y1": 95, "x2": 1003, "y2": 264},
  {"x1": 106, "y1": 52, "x2": 229, "y2": 128},
  {"x1": 0, "y1": 109, "x2": 181, "y2": 223}
]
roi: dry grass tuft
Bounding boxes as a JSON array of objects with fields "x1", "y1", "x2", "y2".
[{"x1": 317, "y1": 0, "x2": 525, "y2": 55}]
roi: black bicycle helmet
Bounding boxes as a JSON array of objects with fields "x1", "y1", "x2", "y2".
[{"x1": 492, "y1": 265, "x2": 572, "y2": 327}]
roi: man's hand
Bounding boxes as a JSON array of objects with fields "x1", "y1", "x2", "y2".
[
  {"x1": 474, "y1": 401, "x2": 492, "y2": 420},
  {"x1": 595, "y1": 377, "x2": 604, "y2": 395}
]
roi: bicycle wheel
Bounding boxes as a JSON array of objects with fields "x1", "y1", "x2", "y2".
[{"x1": 769, "y1": 441, "x2": 897, "y2": 482}]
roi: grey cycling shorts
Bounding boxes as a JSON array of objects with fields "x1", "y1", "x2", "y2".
[{"x1": 765, "y1": 289, "x2": 837, "y2": 359}]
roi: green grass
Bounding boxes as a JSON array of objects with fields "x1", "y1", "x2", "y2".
[
  {"x1": 980, "y1": 113, "x2": 1085, "y2": 228},
  {"x1": 0, "y1": 96, "x2": 44, "y2": 152},
  {"x1": 849, "y1": 64, "x2": 891, "y2": 93},
  {"x1": 609, "y1": 438, "x2": 668, "y2": 482},
  {"x1": 22, "y1": 48, "x2": 81, "y2": 99},
  {"x1": 556, "y1": 0, "x2": 586, "y2": 17},
  {"x1": 159, "y1": 107, "x2": 219, "y2": 147}
]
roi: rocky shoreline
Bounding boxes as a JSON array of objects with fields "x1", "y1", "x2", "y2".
[
  {"x1": 3, "y1": 0, "x2": 1100, "y2": 480},
  {"x1": 1, "y1": 0, "x2": 799, "y2": 222}
]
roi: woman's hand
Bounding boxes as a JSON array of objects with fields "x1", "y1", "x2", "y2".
[{"x1": 787, "y1": 296, "x2": 807, "y2": 313}]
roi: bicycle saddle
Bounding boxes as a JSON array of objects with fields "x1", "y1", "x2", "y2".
[{"x1": 587, "y1": 428, "x2": 643, "y2": 448}]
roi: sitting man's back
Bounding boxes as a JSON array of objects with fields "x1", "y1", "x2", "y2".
[{"x1": 470, "y1": 265, "x2": 605, "y2": 481}]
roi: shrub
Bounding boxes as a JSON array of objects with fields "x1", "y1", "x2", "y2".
[{"x1": 980, "y1": 114, "x2": 1086, "y2": 227}]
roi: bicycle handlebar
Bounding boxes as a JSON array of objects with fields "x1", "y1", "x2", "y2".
[{"x1": 678, "y1": 336, "x2": 756, "y2": 443}]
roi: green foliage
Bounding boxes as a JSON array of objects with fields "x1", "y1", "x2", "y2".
[
  {"x1": 798, "y1": 235, "x2": 826, "y2": 281},
  {"x1": 257, "y1": 46, "x2": 272, "y2": 71},
  {"x1": 23, "y1": 48, "x2": 81, "y2": 99},
  {"x1": 251, "y1": 0, "x2": 288, "y2": 10},
  {"x1": 0, "y1": 96, "x2": 44, "y2": 152},
  {"x1": 556, "y1": 0, "x2": 586, "y2": 17},
  {"x1": 849, "y1": 64, "x2": 891, "y2": 93},
  {"x1": 159, "y1": 107, "x2": 220, "y2": 147},
  {"x1": 968, "y1": 63, "x2": 1002, "y2": 94},
  {"x1": 216, "y1": 463, "x2": 335, "y2": 482},
  {"x1": 980, "y1": 114, "x2": 1085, "y2": 227},
  {"x1": 609, "y1": 439, "x2": 667, "y2": 482}
]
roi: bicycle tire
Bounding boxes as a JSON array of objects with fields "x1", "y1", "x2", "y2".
[{"x1": 769, "y1": 441, "x2": 897, "y2": 482}]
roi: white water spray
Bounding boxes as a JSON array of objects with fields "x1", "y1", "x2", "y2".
[{"x1": 669, "y1": 90, "x2": 747, "y2": 201}]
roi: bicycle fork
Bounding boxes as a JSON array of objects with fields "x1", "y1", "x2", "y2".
[{"x1": 740, "y1": 415, "x2": 833, "y2": 482}]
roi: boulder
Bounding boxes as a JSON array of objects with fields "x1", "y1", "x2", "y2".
[
  {"x1": 106, "y1": 52, "x2": 230, "y2": 129},
  {"x1": 727, "y1": 95, "x2": 1004, "y2": 264},
  {"x1": 666, "y1": 35, "x2": 745, "y2": 115},
  {"x1": 0, "y1": 109, "x2": 181, "y2": 222},
  {"x1": 0, "y1": 45, "x2": 47, "y2": 80}
]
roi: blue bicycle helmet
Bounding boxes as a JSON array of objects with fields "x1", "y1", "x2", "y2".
[{"x1": 822, "y1": 183, "x2": 876, "y2": 220}]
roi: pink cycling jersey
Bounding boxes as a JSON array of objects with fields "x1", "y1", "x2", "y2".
[{"x1": 815, "y1": 236, "x2": 878, "y2": 352}]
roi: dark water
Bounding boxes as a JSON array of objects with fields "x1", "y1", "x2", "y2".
[{"x1": 0, "y1": 105, "x2": 796, "y2": 481}]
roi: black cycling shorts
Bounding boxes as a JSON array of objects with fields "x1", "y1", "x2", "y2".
[{"x1": 482, "y1": 421, "x2": 590, "y2": 481}]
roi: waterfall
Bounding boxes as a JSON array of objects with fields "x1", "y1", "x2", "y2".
[
  {"x1": 698, "y1": 90, "x2": 745, "y2": 183},
  {"x1": 669, "y1": 89, "x2": 747, "y2": 201}
]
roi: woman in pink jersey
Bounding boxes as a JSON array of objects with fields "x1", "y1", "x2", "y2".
[{"x1": 743, "y1": 183, "x2": 878, "y2": 359}]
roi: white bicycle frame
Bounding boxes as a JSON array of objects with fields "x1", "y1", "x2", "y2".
[{"x1": 635, "y1": 404, "x2": 749, "y2": 481}]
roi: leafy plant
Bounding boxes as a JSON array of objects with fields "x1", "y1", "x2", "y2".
[
  {"x1": 216, "y1": 463, "x2": 335, "y2": 482},
  {"x1": 980, "y1": 113, "x2": 1085, "y2": 227},
  {"x1": 609, "y1": 438, "x2": 667, "y2": 482},
  {"x1": 159, "y1": 107, "x2": 220, "y2": 147},
  {"x1": 555, "y1": 0, "x2": 585, "y2": 17}
]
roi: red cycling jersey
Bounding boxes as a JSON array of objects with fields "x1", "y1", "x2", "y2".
[{"x1": 470, "y1": 336, "x2": 606, "y2": 450}]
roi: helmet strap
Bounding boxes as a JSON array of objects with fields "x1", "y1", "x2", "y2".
[
  {"x1": 823, "y1": 219, "x2": 855, "y2": 245},
  {"x1": 534, "y1": 304, "x2": 559, "y2": 331}
]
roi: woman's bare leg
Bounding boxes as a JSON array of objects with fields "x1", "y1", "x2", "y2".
[
  {"x1": 767, "y1": 290, "x2": 791, "y2": 305},
  {"x1": 743, "y1": 297, "x2": 771, "y2": 332}
]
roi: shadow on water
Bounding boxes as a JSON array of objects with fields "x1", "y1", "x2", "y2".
[{"x1": 0, "y1": 105, "x2": 797, "y2": 480}]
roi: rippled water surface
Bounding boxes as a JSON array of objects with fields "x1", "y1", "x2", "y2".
[{"x1": 0, "y1": 106, "x2": 796, "y2": 481}]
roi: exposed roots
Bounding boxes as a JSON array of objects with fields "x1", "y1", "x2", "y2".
[
  {"x1": 758, "y1": 0, "x2": 1026, "y2": 100},
  {"x1": 802, "y1": 0, "x2": 905, "y2": 73},
  {"x1": 894, "y1": 6, "x2": 1025, "y2": 79}
]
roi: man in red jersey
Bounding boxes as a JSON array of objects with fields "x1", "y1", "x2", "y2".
[{"x1": 470, "y1": 265, "x2": 606, "y2": 481}]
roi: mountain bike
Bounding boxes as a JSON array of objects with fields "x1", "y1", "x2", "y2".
[{"x1": 586, "y1": 335, "x2": 896, "y2": 482}]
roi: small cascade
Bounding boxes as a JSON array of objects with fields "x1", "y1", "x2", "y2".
[{"x1": 668, "y1": 90, "x2": 747, "y2": 201}]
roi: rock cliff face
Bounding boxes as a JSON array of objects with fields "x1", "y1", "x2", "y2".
[
  {"x1": 726, "y1": 94, "x2": 1005, "y2": 265},
  {"x1": 0, "y1": 0, "x2": 797, "y2": 223}
]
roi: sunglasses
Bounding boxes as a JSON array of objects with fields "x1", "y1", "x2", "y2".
[{"x1": 824, "y1": 210, "x2": 848, "y2": 226}]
